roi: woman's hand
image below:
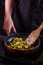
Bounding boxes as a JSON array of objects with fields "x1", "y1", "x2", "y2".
[{"x1": 3, "y1": 15, "x2": 16, "y2": 35}]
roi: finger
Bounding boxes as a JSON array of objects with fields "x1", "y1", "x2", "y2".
[
  {"x1": 6, "y1": 30, "x2": 10, "y2": 36},
  {"x1": 12, "y1": 24, "x2": 16, "y2": 33},
  {"x1": 5, "y1": 29, "x2": 11, "y2": 36}
]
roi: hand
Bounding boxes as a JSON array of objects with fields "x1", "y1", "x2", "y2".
[{"x1": 3, "y1": 15, "x2": 16, "y2": 35}]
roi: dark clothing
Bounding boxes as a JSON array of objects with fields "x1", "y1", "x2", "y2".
[
  {"x1": 12, "y1": 0, "x2": 38, "y2": 33},
  {"x1": 0, "y1": 0, "x2": 43, "y2": 36},
  {"x1": 31, "y1": 0, "x2": 43, "y2": 37}
]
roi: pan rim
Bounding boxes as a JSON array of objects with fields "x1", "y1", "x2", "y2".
[{"x1": 4, "y1": 33, "x2": 40, "y2": 53}]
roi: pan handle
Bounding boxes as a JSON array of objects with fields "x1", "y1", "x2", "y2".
[{"x1": 10, "y1": 30, "x2": 18, "y2": 36}]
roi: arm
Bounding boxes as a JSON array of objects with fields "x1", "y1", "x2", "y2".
[
  {"x1": 3, "y1": 0, "x2": 16, "y2": 35},
  {"x1": 5, "y1": 0, "x2": 14, "y2": 16}
]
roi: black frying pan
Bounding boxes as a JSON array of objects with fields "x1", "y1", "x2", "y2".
[{"x1": 3, "y1": 33, "x2": 40, "y2": 54}]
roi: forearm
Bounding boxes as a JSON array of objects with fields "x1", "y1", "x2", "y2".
[{"x1": 5, "y1": 0, "x2": 14, "y2": 16}]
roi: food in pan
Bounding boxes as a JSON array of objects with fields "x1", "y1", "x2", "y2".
[{"x1": 8, "y1": 37, "x2": 34, "y2": 50}]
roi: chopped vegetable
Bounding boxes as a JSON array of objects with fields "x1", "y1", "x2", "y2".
[{"x1": 8, "y1": 37, "x2": 33, "y2": 49}]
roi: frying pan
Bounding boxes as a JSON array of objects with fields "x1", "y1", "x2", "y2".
[{"x1": 3, "y1": 33, "x2": 40, "y2": 54}]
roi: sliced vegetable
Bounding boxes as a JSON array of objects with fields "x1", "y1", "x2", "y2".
[{"x1": 8, "y1": 37, "x2": 32, "y2": 49}]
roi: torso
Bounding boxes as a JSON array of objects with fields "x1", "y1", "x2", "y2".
[{"x1": 12, "y1": 0, "x2": 37, "y2": 33}]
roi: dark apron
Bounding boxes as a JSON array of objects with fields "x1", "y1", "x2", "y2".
[
  {"x1": 12, "y1": 0, "x2": 32, "y2": 33},
  {"x1": 12, "y1": 0, "x2": 43, "y2": 33}
]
